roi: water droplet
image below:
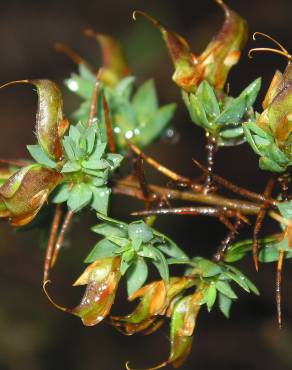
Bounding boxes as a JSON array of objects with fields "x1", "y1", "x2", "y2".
[
  {"x1": 161, "y1": 126, "x2": 180, "y2": 144},
  {"x1": 125, "y1": 130, "x2": 134, "y2": 139},
  {"x1": 68, "y1": 79, "x2": 79, "y2": 92}
]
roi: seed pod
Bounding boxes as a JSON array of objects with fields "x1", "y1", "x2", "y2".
[
  {"x1": 84, "y1": 29, "x2": 130, "y2": 87},
  {"x1": 32, "y1": 79, "x2": 69, "y2": 161},
  {"x1": 111, "y1": 277, "x2": 196, "y2": 335},
  {"x1": 0, "y1": 164, "x2": 62, "y2": 226},
  {"x1": 0, "y1": 79, "x2": 68, "y2": 161},
  {"x1": 66, "y1": 257, "x2": 121, "y2": 326},
  {"x1": 134, "y1": 0, "x2": 247, "y2": 92},
  {"x1": 168, "y1": 292, "x2": 202, "y2": 368},
  {"x1": 258, "y1": 63, "x2": 292, "y2": 159}
]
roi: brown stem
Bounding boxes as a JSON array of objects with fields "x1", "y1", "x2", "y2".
[
  {"x1": 204, "y1": 134, "x2": 217, "y2": 192},
  {"x1": 102, "y1": 95, "x2": 116, "y2": 153},
  {"x1": 88, "y1": 71, "x2": 101, "y2": 128},
  {"x1": 192, "y1": 158, "x2": 275, "y2": 205},
  {"x1": 43, "y1": 205, "x2": 62, "y2": 283},
  {"x1": 252, "y1": 177, "x2": 275, "y2": 272},
  {"x1": 213, "y1": 218, "x2": 245, "y2": 262},
  {"x1": 132, "y1": 206, "x2": 249, "y2": 232},
  {"x1": 278, "y1": 173, "x2": 290, "y2": 201},
  {"x1": 276, "y1": 250, "x2": 285, "y2": 329},
  {"x1": 54, "y1": 43, "x2": 93, "y2": 70},
  {"x1": 129, "y1": 143, "x2": 192, "y2": 185},
  {"x1": 275, "y1": 173, "x2": 291, "y2": 328},
  {"x1": 51, "y1": 210, "x2": 74, "y2": 268},
  {"x1": 133, "y1": 156, "x2": 151, "y2": 209},
  {"x1": 0, "y1": 158, "x2": 29, "y2": 167},
  {"x1": 113, "y1": 178, "x2": 261, "y2": 215}
]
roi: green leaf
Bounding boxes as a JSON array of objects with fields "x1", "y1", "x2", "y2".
[
  {"x1": 220, "y1": 126, "x2": 244, "y2": 139},
  {"x1": 90, "y1": 186, "x2": 110, "y2": 215},
  {"x1": 84, "y1": 239, "x2": 119, "y2": 262},
  {"x1": 115, "y1": 76, "x2": 136, "y2": 99},
  {"x1": 193, "y1": 258, "x2": 222, "y2": 277},
  {"x1": 153, "y1": 229, "x2": 189, "y2": 260},
  {"x1": 138, "y1": 244, "x2": 157, "y2": 259},
  {"x1": 107, "y1": 235, "x2": 130, "y2": 248},
  {"x1": 82, "y1": 158, "x2": 109, "y2": 170},
  {"x1": 242, "y1": 124, "x2": 262, "y2": 155},
  {"x1": 132, "y1": 79, "x2": 158, "y2": 119},
  {"x1": 126, "y1": 257, "x2": 148, "y2": 296},
  {"x1": 67, "y1": 183, "x2": 92, "y2": 212},
  {"x1": 121, "y1": 249, "x2": 135, "y2": 275},
  {"x1": 85, "y1": 127, "x2": 96, "y2": 155},
  {"x1": 151, "y1": 248, "x2": 169, "y2": 281},
  {"x1": 95, "y1": 213, "x2": 128, "y2": 228},
  {"x1": 65, "y1": 74, "x2": 95, "y2": 99},
  {"x1": 218, "y1": 293, "x2": 232, "y2": 318},
  {"x1": 277, "y1": 201, "x2": 292, "y2": 220},
  {"x1": 89, "y1": 142, "x2": 107, "y2": 161},
  {"x1": 91, "y1": 222, "x2": 127, "y2": 238},
  {"x1": 243, "y1": 78, "x2": 262, "y2": 107},
  {"x1": 128, "y1": 221, "x2": 153, "y2": 243},
  {"x1": 61, "y1": 161, "x2": 81, "y2": 173},
  {"x1": 69, "y1": 125, "x2": 81, "y2": 144},
  {"x1": 244, "y1": 276, "x2": 260, "y2": 296},
  {"x1": 259, "y1": 157, "x2": 286, "y2": 173},
  {"x1": 245, "y1": 121, "x2": 273, "y2": 140},
  {"x1": 205, "y1": 283, "x2": 217, "y2": 312},
  {"x1": 225, "y1": 236, "x2": 278, "y2": 263},
  {"x1": 259, "y1": 243, "x2": 280, "y2": 262},
  {"x1": 216, "y1": 78, "x2": 261, "y2": 126},
  {"x1": 167, "y1": 258, "x2": 192, "y2": 265},
  {"x1": 63, "y1": 136, "x2": 76, "y2": 161},
  {"x1": 223, "y1": 270, "x2": 250, "y2": 293},
  {"x1": 215, "y1": 281, "x2": 237, "y2": 299},
  {"x1": 188, "y1": 93, "x2": 210, "y2": 128},
  {"x1": 79, "y1": 63, "x2": 96, "y2": 81},
  {"x1": 223, "y1": 264, "x2": 259, "y2": 294},
  {"x1": 52, "y1": 183, "x2": 70, "y2": 203},
  {"x1": 27, "y1": 145, "x2": 57, "y2": 168},
  {"x1": 106, "y1": 153, "x2": 124, "y2": 170},
  {"x1": 137, "y1": 104, "x2": 176, "y2": 147},
  {"x1": 196, "y1": 80, "x2": 220, "y2": 119}
]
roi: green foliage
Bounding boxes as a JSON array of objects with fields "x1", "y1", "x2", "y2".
[
  {"x1": 183, "y1": 78, "x2": 261, "y2": 146},
  {"x1": 65, "y1": 65, "x2": 176, "y2": 152},
  {"x1": 184, "y1": 257, "x2": 259, "y2": 316},
  {"x1": 86, "y1": 213, "x2": 188, "y2": 296},
  {"x1": 243, "y1": 121, "x2": 291, "y2": 172},
  {"x1": 52, "y1": 121, "x2": 122, "y2": 213},
  {"x1": 1, "y1": 2, "x2": 292, "y2": 369}
]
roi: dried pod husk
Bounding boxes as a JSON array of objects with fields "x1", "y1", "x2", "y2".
[
  {"x1": 67, "y1": 257, "x2": 121, "y2": 326},
  {"x1": 111, "y1": 277, "x2": 196, "y2": 335},
  {"x1": 199, "y1": 0, "x2": 247, "y2": 90},
  {"x1": 32, "y1": 79, "x2": 69, "y2": 161},
  {"x1": 258, "y1": 63, "x2": 292, "y2": 158},
  {"x1": 244, "y1": 63, "x2": 292, "y2": 172},
  {"x1": 168, "y1": 291, "x2": 202, "y2": 368},
  {"x1": 0, "y1": 164, "x2": 62, "y2": 226},
  {"x1": 0, "y1": 166, "x2": 19, "y2": 186},
  {"x1": 135, "y1": 0, "x2": 247, "y2": 92},
  {"x1": 85, "y1": 30, "x2": 130, "y2": 87}
]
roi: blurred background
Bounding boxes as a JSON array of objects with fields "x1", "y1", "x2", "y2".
[{"x1": 0, "y1": 0, "x2": 292, "y2": 369}]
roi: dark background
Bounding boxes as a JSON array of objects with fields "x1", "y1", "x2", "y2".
[{"x1": 0, "y1": 0, "x2": 292, "y2": 369}]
